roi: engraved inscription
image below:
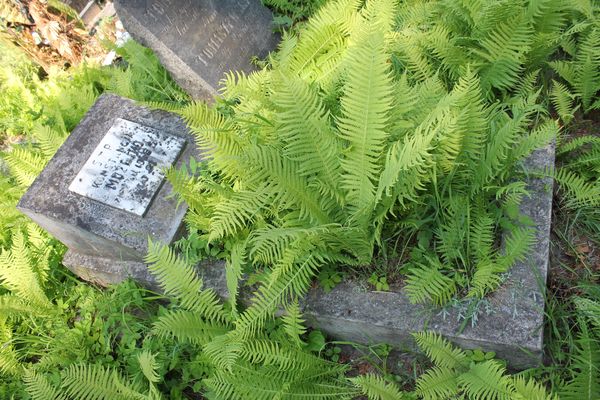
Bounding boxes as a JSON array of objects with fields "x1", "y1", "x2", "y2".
[
  {"x1": 69, "y1": 118, "x2": 186, "y2": 216},
  {"x1": 115, "y1": 0, "x2": 280, "y2": 95}
]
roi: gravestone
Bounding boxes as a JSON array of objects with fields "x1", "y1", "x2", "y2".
[
  {"x1": 17, "y1": 94, "x2": 198, "y2": 287},
  {"x1": 114, "y1": 0, "x2": 280, "y2": 100}
]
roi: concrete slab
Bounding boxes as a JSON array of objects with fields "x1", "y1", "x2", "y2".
[
  {"x1": 18, "y1": 94, "x2": 198, "y2": 262},
  {"x1": 301, "y1": 144, "x2": 554, "y2": 369}
]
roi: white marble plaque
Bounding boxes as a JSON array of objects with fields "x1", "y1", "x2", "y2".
[{"x1": 69, "y1": 118, "x2": 186, "y2": 216}]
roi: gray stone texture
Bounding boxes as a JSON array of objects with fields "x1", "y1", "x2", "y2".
[
  {"x1": 63, "y1": 250, "x2": 228, "y2": 295},
  {"x1": 114, "y1": 0, "x2": 280, "y2": 100},
  {"x1": 301, "y1": 144, "x2": 555, "y2": 369},
  {"x1": 18, "y1": 94, "x2": 198, "y2": 264},
  {"x1": 173, "y1": 145, "x2": 555, "y2": 369},
  {"x1": 24, "y1": 92, "x2": 553, "y2": 369}
]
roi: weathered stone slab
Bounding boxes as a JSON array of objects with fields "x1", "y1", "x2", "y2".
[
  {"x1": 62, "y1": 250, "x2": 228, "y2": 296},
  {"x1": 180, "y1": 145, "x2": 555, "y2": 369},
  {"x1": 301, "y1": 144, "x2": 554, "y2": 369},
  {"x1": 34, "y1": 91, "x2": 552, "y2": 369},
  {"x1": 18, "y1": 94, "x2": 198, "y2": 264},
  {"x1": 113, "y1": 0, "x2": 280, "y2": 100}
]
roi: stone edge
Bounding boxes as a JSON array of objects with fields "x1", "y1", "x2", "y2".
[{"x1": 60, "y1": 123, "x2": 554, "y2": 370}]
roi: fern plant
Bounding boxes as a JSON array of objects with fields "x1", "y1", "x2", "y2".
[
  {"x1": 159, "y1": 1, "x2": 558, "y2": 369},
  {"x1": 413, "y1": 331, "x2": 557, "y2": 400},
  {"x1": 550, "y1": 24, "x2": 600, "y2": 116},
  {"x1": 553, "y1": 131, "x2": 600, "y2": 243},
  {"x1": 144, "y1": 241, "x2": 360, "y2": 399}
]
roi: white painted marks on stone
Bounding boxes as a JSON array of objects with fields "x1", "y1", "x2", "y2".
[{"x1": 69, "y1": 118, "x2": 185, "y2": 216}]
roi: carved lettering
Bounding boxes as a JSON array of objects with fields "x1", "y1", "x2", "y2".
[{"x1": 69, "y1": 119, "x2": 186, "y2": 216}]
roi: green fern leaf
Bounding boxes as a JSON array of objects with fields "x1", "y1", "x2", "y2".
[
  {"x1": 457, "y1": 360, "x2": 515, "y2": 400},
  {"x1": 337, "y1": 0, "x2": 394, "y2": 218},
  {"x1": 23, "y1": 370, "x2": 65, "y2": 400},
  {"x1": 405, "y1": 258, "x2": 457, "y2": 306},
  {"x1": 560, "y1": 324, "x2": 600, "y2": 400},
  {"x1": 415, "y1": 365, "x2": 459, "y2": 400},
  {"x1": 60, "y1": 364, "x2": 144, "y2": 400},
  {"x1": 145, "y1": 240, "x2": 229, "y2": 323},
  {"x1": 351, "y1": 373, "x2": 405, "y2": 400},
  {"x1": 413, "y1": 331, "x2": 468, "y2": 370},
  {"x1": 152, "y1": 309, "x2": 228, "y2": 345}
]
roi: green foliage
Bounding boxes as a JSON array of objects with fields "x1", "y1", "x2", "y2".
[
  {"x1": 0, "y1": 34, "x2": 193, "y2": 398},
  {"x1": 549, "y1": 25, "x2": 600, "y2": 115},
  {"x1": 555, "y1": 131, "x2": 600, "y2": 241},
  {"x1": 555, "y1": 286, "x2": 600, "y2": 400},
  {"x1": 162, "y1": 4, "x2": 573, "y2": 367},
  {"x1": 368, "y1": 273, "x2": 390, "y2": 291},
  {"x1": 413, "y1": 331, "x2": 557, "y2": 400},
  {"x1": 1, "y1": 0, "x2": 599, "y2": 398},
  {"x1": 351, "y1": 373, "x2": 407, "y2": 400},
  {"x1": 262, "y1": 0, "x2": 326, "y2": 24}
]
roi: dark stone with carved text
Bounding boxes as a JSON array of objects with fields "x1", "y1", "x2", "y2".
[{"x1": 114, "y1": 0, "x2": 279, "y2": 99}]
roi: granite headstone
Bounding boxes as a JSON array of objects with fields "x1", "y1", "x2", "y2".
[
  {"x1": 114, "y1": 0, "x2": 280, "y2": 99},
  {"x1": 17, "y1": 94, "x2": 199, "y2": 287}
]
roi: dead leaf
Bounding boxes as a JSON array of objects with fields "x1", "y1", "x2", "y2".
[{"x1": 577, "y1": 243, "x2": 590, "y2": 253}]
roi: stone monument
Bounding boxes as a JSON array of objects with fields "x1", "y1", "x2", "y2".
[
  {"x1": 113, "y1": 0, "x2": 280, "y2": 99},
  {"x1": 17, "y1": 94, "x2": 198, "y2": 287}
]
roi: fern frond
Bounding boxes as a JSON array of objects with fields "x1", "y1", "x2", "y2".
[
  {"x1": 473, "y1": 15, "x2": 533, "y2": 92},
  {"x1": 226, "y1": 241, "x2": 245, "y2": 314},
  {"x1": 177, "y1": 102, "x2": 246, "y2": 179},
  {"x1": 376, "y1": 123, "x2": 435, "y2": 203},
  {"x1": 337, "y1": 0, "x2": 394, "y2": 218},
  {"x1": 557, "y1": 135, "x2": 600, "y2": 155},
  {"x1": 415, "y1": 365, "x2": 459, "y2": 400},
  {"x1": 554, "y1": 168, "x2": 600, "y2": 209},
  {"x1": 467, "y1": 258, "x2": 504, "y2": 299},
  {"x1": 351, "y1": 373, "x2": 405, "y2": 400},
  {"x1": 145, "y1": 240, "x2": 229, "y2": 323},
  {"x1": 560, "y1": 323, "x2": 600, "y2": 400},
  {"x1": 469, "y1": 214, "x2": 494, "y2": 263},
  {"x1": 0, "y1": 294, "x2": 41, "y2": 318},
  {"x1": 405, "y1": 259, "x2": 456, "y2": 306},
  {"x1": 23, "y1": 370, "x2": 65, "y2": 400},
  {"x1": 233, "y1": 250, "x2": 323, "y2": 341},
  {"x1": 246, "y1": 146, "x2": 334, "y2": 224},
  {"x1": 205, "y1": 362, "x2": 355, "y2": 400},
  {"x1": 0, "y1": 231, "x2": 51, "y2": 309},
  {"x1": 497, "y1": 227, "x2": 535, "y2": 270},
  {"x1": 240, "y1": 338, "x2": 344, "y2": 373},
  {"x1": 248, "y1": 224, "x2": 333, "y2": 266},
  {"x1": 273, "y1": 75, "x2": 343, "y2": 203},
  {"x1": 0, "y1": 322, "x2": 21, "y2": 377},
  {"x1": 152, "y1": 310, "x2": 228, "y2": 345},
  {"x1": 281, "y1": 299, "x2": 307, "y2": 348},
  {"x1": 550, "y1": 81, "x2": 577, "y2": 124},
  {"x1": 512, "y1": 375, "x2": 558, "y2": 400},
  {"x1": 574, "y1": 297, "x2": 600, "y2": 332},
  {"x1": 137, "y1": 350, "x2": 160, "y2": 384},
  {"x1": 457, "y1": 360, "x2": 515, "y2": 400},
  {"x1": 164, "y1": 166, "x2": 204, "y2": 211},
  {"x1": 4, "y1": 147, "x2": 46, "y2": 187},
  {"x1": 209, "y1": 185, "x2": 271, "y2": 241},
  {"x1": 412, "y1": 331, "x2": 468, "y2": 370},
  {"x1": 60, "y1": 364, "x2": 144, "y2": 400},
  {"x1": 510, "y1": 119, "x2": 557, "y2": 163}
]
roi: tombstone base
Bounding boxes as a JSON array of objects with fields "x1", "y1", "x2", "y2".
[
  {"x1": 63, "y1": 250, "x2": 231, "y2": 298},
  {"x1": 63, "y1": 250, "x2": 159, "y2": 290}
]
